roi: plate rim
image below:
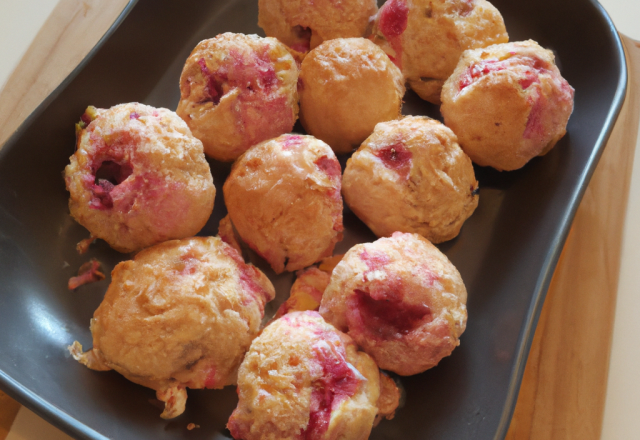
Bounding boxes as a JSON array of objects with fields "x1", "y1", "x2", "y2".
[
  {"x1": 492, "y1": 1, "x2": 628, "y2": 438},
  {"x1": 0, "y1": 0, "x2": 629, "y2": 439}
]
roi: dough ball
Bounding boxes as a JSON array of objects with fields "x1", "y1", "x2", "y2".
[
  {"x1": 299, "y1": 38, "x2": 405, "y2": 154},
  {"x1": 227, "y1": 311, "x2": 384, "y2": 440},
  {"x1": 64, "y1": 103, "x2": 215, "y2": 253},
  {"x1": 343, "y1": 116, "x2": 478, "y2": 243},
  {"x1": 320, "y1": 232, "x2": 467, "y2": 375},
  {"x1": 177, "y1": 33, "x2": 299, "y2": 161},
  {"x1": 258, "y1": 0, "x2": 378, "y2": 53},
  {"x1": 69, "y1": 237, "x2": 275, "y2": 418},
  {"x1": 223, "y1": 134, "x2": 343, "y2": 274},
  {"x1": 372, "y1": 0, "x2": 508, "y2": 103},
  {"x1": 441, "y1": 40, "x2": 575, "y2": 171}
]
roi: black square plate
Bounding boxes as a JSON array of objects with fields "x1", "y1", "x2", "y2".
[{"x1": 0, "y1": 0, "x2": 626, "y2": 439}]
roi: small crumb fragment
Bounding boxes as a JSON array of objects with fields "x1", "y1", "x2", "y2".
[
  {"x1": 68, "y1": 259, "x2": 105, "y2": 290},
  {"x1": 217, "y1": 215, "x2": 242, "y2": 254},
  {"x1": 374, "y1": 372, "x2": 401, "y2": 426},
  {"x1": 318, "y1": 254, "x2": 344, "y2": 273},
  {"x1": 274, "y1": 267, "x2": 330, "y2": 318},
  {"x1": 76, "y1": 235, "x2": 96, "y2": 254},
  {"x1": 187, "y1": 423, "x2": 200, "y2": 430}
]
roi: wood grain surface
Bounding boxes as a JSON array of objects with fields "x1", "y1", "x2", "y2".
[
  {"x1": 505, "y1": 35, "x2": 640, "y2": 440},
  {"x1": 0, "y1": 2, "x2": 638, "y2": 440},
  {"x1": 0, "y1": 0, "x2": 131, "y2": 148}
]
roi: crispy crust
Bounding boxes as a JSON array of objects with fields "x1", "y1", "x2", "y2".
[
  {"x1": 258, "y1": 0, "x2": 378, "y2": 52},
  {"x1": 441, "y1": 40, "x2": 575, "y2": 170},
  {"x1": 223, "y1": 134, "x2": 343, "y2": 274},
  {"x1": 299, "y1": 38, "x2": 405, "y2": 154},
  {"x1": 372, "y1": 0, "x2": 508, "y2": 104},
  {"x1": 228, "y1": 311, "x2": 381, "y2": 440},
  {"x1": 177, "y1": 33, "x2": 299, "y2": 161},
  {"x1": 64, "y1": 103, "x2": 215, "y2": 253},
  {"x1": 71, "y1": 237, "x2": 275, "y2": 418},
  {"x1": 320, "y1": 232, "x2": 467, "y2": 375},
  {"x1": 343, "y1": 116, "x2": 478, "y2": 243}
]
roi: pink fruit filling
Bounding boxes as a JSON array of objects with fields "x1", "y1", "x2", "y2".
[
  {"x1": 359, "y1": 249, "x2": 391, "y2": 271},
  {"x1": 303, "y1": 339, "x2": 361, "y2": 440},
  {"x1": 291, "y1": 25, "x2": 312, "y2": 53},
  {"x1": 459, "y1": 0, "x2": 475, "y2": 16},
  {"x1": 227, "y1": 47, "x2": 278, "y2": 92},
  {"x1": 221, "y1": 245, "x2": 272, "y2": 308},
  {"x1": 379, "y1": 0, "x2": 409, "y2": 38},
  {"x1": 68, "y1": 259, "x2": 105, "y2": 290},
  {"x1": 204, "y1": 366, "x2": 217, "y2": 389},
  {"x1": 349, "y1": 289, "x2": 432, "y2": 339},
  {"x1": 522, "y1": 88, "x2": 546, "y2": 140},
  {"x1": 378, "y1": 0, "x2": 409, "y2": 68},
  {"x1": 314, "y1": 156, "x2": 341, "y2": 180},
  {"x1": 458, "y1": 56, "x2": 549, "y2": 92},
  {"x1": 90, "y1": 160, "x2": 133, "y2": 210},
  {"x1": 282, "y1": 134, "x2": 305, "y2": 150},
  {"x1": 198, "y1": 58, "x2": 225, "y2": 104},
  {"x1": 375, "y1": 143, "x2": 412, "y2": 180},
  {"x1": 179, "y1": 252, "x2": 199, "y2": 276}
]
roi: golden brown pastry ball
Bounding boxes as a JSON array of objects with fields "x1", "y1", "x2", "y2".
[
  {"x1": 223, "y1": 134, "x2": 343, "y2": 274},
  {"x1": 69, "y1": 237, "x2": 275, "y2": 419},
  {"x1": 258, "y1": 0, "x2": 378, "y2": 53},
  {"x1": 372, "y1": 0, "x2": 508, "y2": 104},
  {"x1": 342, "y1": 116, "x2": 478, "y2": 243},
  {"x1": 298, "y1": 38, "x2": 405, "y2": 154},
  {"x1": 320, "y1": 232, "x2": 467, "y2": 375},
  {"x1": 441, "y1": 40, "x2": 575, "y2": 171},
  {"x1": 177, "y1": 33, "x2": 299, "y2": 162},
  {"x1": 227, "y1": 311, "x2": 390, "y2": 440},
  {"x1": 64, "y1": 103, "x2": 215, "y2": 253}
]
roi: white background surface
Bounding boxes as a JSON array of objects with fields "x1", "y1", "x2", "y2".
[{"x1": 0, "y1": 1, "x2": 638, "y2": 439}]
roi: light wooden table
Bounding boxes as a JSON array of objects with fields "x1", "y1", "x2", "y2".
[{"x1": 0, "y1": 1, "x2": 639, "y2": 439}]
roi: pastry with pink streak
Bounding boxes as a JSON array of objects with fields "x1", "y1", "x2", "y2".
[
  {"x1": 441, "y1": 40, "x2": 575, "y2": 171},
  {"x1": 64, "y1": 103, "x2": 215, "y2": 253},
  {"x1": 299, "y1": 38, "x2": 405, "y2": 154},
  {"x1": 69, "y1": 237, "x2": 275, "y2": 419},
  {"x1": 177, "y1": 33, "x2": 299, "y2": 162},
  {"x1": 258, "y1": 0, "x2": 378, "y2": 53},
  {"x1": 343, "y1": 116, "x2": 479, "y2": 243},
  {"x1": 223, "y1": 134, "x2": 343, "y2": 274},
  {"x1": 227, "y1": 311, "x2": 398, "y2": 440},
  {"x1": 320, "y1": 232, "x2": 468, "y2": 375},
  {"x1": 371, "y1": 0, "x2": 508, "y2": 104}
]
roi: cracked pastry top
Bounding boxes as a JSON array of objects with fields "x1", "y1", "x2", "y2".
[
  {"x1": 342, "y1": 116, "x2": 478, "y2": 243},
  {"x1": 177, "y1": 33, "x2": 299, "y2": 162},
  {"x1": 69, "y1": 236, "x2": 275, "y2": 419},
  {"x1": 223, "y1": 134, "x2": 343, "y2": 274},
  {"x1": 64, "y1": 102, "x2": 215, "y2": 253}
]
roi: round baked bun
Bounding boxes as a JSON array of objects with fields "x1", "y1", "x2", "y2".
[
  {"x1": 258, "y1": 0, "x2": 377, "y2": 53},
  {"x1": 177, "y1": 33, "x2": 299, "y2": 162},
  {"x1": 299, "y1": 38, "x2": 405, "y2": 154},
  {"x1": 320, "y1": 232, "x2": 468, "y2": 375},
  {"x1": 343, "y1": 116, "x2": 479, "y2": 243},
  {"x1": 64, "y1": 103, "x2": 215, "y2": 253},
  {"x1": 372, "y1": 0, "x2": 508, "y2": 104},
  {"x1": 227, "y1": 311, "x2": 386, "y2": 440},
  {"x1": 69, "y1": 237, "x2": 275, "y2": 419},
  {"x1": 223, "y1": 134, "x2": 343, "y2": 274},
  {"x1": 441, "y1": 40, "x2": 575, "y2": 171}
]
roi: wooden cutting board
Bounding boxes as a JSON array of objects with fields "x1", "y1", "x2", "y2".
[{"x1": 0, "y1": 1, "x2": 638, "y2": 439}]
